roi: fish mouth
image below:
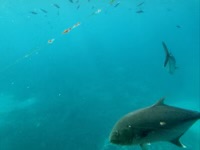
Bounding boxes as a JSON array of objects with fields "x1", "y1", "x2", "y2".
[
  {"x1": 110, "y1": 138, "x2": 131, "y2": 145},
  {"x1": 109, "y1": 136, "x2": 128, "y2": 145},
  {"x1": 109, "y1": 138, "x2": 118, "y2": 144},
  {"x1": 109, "y1": 135, "x2": 119, "y2": 144}
]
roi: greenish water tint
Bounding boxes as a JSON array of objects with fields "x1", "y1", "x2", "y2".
[{"x1": 0, "y1": 0, "x2": 199, "y2": 150}]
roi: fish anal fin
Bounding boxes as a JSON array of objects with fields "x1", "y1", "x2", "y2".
[
  {"x1": 170, "y1": 138, "x2": 187, "y2": 148},
  {"x1": 140, "y1": 143, "x2": 150, "y2": 150},
  {"x1": 197, "y1": 113, "x2": 200, "y2": 119}
]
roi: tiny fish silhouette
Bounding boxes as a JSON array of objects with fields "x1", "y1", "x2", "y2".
[
  {"x1": 30, "y1": 11, "x2": 38, "y2": 15},
  {"x1": 162, "y1": 41, "x2": 177, "y2": 74},
  {"x1": 53, "y1": 4, "x2": 60, "y2": 9},
  {"x1": 137, "y1": 2, "x2": 145, "y2": 7},
  {"x1": 136, "y1": 10, "x2": 144, "y2": 13},
  {"x1": 40, "y1": 9, "x2": 48, "y2": 13}
]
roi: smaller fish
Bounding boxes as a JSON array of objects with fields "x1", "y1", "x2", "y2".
[
  {"x1": 114, "y1": 2, "x2": 120, "y2": 8},
  {"x1": 53, "y1": 4, "x2": 60, "y2": 15},
  {"x1": 162, "y1": 41, "x2": 177, "y2": 74},
  {"x1": 69, "y1": 0, "x2": 73, "y2": 3},
  {"x1": 77, "y1": 5, "x2": 80, "y2": 9},
  {"x1": 40, "y1": 9, "x2": 48, "y2": 13},
  {"x1": 137, "y1": 2, "x2": 145, "y2": 7},
  {"x1": 53, "y1": 4, "x2": 60, "y2": 9},
  {"x1": 30, "y1": 11, "x2": 38, "y2": 15},
  {"x1": 136, "y1": 10, "x2": 144, "y2": 13},
  {"x1": 176, "y1": 25, "x2": 181, "y2": 28}
]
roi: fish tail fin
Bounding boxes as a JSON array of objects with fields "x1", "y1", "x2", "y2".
[
  {"x1": 198, "y1": 113, "x2": 200, "y2": 119},
  {"x1": 170, "y1": 138, "x2": 187, "y2": 148},
  {"x1": 162, "y1": 41, "x2": 170, "y2": 67}
]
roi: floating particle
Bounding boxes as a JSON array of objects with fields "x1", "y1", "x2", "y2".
[
  {"x1": 160, "y1": 121, "x2": 166, "y2": 126},
  {"x1": 95, "y1": 9, "x2": 101, "y2": 14},
  {"x1": 72, "y1": 22, "x2": 81, "y2": 29},
  {"x1": 48, "y1": 38, "x2": 55, "y2": 44},
  {"x1": 62, "y1": 28, "x2": 72, "y2": 34}
]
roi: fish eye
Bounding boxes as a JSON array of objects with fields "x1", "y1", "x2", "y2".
[
  {"x1": 127, "y1": 124, "x2": 132, "y2": 128},
  {"x1": 114, "y1": 131, "x2": 119, "y2": 136}
]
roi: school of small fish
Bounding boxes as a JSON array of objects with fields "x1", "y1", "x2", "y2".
[
  {"x1": 27, "y1": 0, "x2": 181, "y2": 73},
  {"x1": 0, "y1": 1, "x2": 183, "y2": 75},
  {"x1": 29, "y1": 1, "x2": 148, "y2": 45}
]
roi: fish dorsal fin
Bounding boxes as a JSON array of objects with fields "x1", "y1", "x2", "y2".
[
  {"x1": 170, "y1": 137, "x2": 187, "y2": 148},
  {"x1": 162, "y1": 41, "x2": 170, "y2": 56},
  {"x1": 152, "y1": 97, "x2": 165, "y2": 107}
]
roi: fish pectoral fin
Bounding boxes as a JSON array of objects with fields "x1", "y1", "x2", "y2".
[
  {"x1": 170, "y1": 138, "x2": 187, "y2": 148},
  {"x1": 140, "y1": 143, "x2": 150, "y2": 150}
]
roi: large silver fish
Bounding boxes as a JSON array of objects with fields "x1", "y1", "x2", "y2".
[
  {"x1": 162, "y1": 42, "x2": 177, "y2": 74},
  {"x1": 109, "y1": 98, "x2": 200, "y2": 150}
]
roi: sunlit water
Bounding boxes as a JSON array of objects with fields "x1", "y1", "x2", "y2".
[{"x1": 0, "y1": 0, "x2": 199, "y2": 150}]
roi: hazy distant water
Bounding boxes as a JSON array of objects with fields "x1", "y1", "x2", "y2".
[{"x1": 0, "y1": 0, "x2": 199, "y2": 150}]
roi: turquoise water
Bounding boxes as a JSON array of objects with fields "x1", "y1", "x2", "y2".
[{"x1": 0, "y1": 0, "x2": 199, "y2": 150}]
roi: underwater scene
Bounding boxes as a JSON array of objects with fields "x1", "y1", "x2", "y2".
[{"x1": 0, "y1": 0, "x2": 199, "y2": 150}]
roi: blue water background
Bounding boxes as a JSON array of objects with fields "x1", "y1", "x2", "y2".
[{"x1": 0, "y1": 0, "x2": 199, "y2": 150}]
